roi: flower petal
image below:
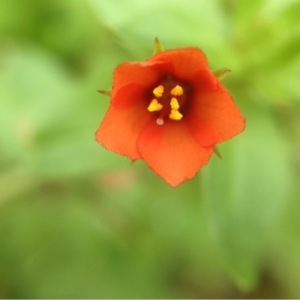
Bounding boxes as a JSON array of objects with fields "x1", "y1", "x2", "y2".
[
  {"x1": 112, "y1": 61, "x2": 168, "y2": 96},
  {"x1": 149, "y1": 48, "x2": 209, "y2": 82},
  {"x1": 137, "y1": 121, "x2": 214, "y2": 187},
  {"x1": 190, "y1": 72, "x2": 246, "y2": 143},
  {"x1": 96, "y1": 85, "x2": 151, "y2": 160},
  {"x1": 111, "y1": 83, "x2": 146, "y2": 109},
  {"x1": 185, "y1": 117, "x2": 216, "y2": 147}
]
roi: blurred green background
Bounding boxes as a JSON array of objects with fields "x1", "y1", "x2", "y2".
[{"x1": 1, "y1": 0, "x2": 300, "y2": 298}]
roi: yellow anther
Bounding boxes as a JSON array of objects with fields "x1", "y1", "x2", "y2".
[
  {"x1": 170, "y1": 97, "x2": 180, "y2": 109},
  {"x1": 169, "y1": 109, "x2": 183, "y2": 121},
  {"x1": 148, "y1": 99, "x2": 163, "y2": 112},
  {"x1": 152, "y1": 85, "x2": 164, "y2": 97},
  {"x1": 170, "y1": 85, "x2": 184, "y2": 96}
]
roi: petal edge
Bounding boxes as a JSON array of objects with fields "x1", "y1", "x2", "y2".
[{"x1": 138, "y1": 121, "x2": 214, "y2": 187}]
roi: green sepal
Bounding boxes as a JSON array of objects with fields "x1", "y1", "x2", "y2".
[
  {"x1": 153, "y1": 37, "x2": 164, "y2": 55},
  {"x1": 98, "y1": 90, "x2": 111, "y2": 97},
  {"x1": 214, "y1": 147, "x2": 222, "y2": 159},
  {"x1": 213, "y1": 68, "x2": 231, "y2": 80}
]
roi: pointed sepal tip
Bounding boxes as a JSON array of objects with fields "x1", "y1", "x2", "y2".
[
  {"x1": 98, "y1": 90, "x2": 111, "y2": 97},
  {"x1": 153, "y1": 37, "x2": 164, "y2": 55},
  {"x1": 214, "y1": 147, "x2": 222, "y2": 159},
  {"x1": 213, "y1": 68, "x2": 232, "y2": 80}
]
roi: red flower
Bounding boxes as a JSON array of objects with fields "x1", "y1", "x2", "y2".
[{"x1": 96, "y1": 39, "x2": 245, "y2": 187}]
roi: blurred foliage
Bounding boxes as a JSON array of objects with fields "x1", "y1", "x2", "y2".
[{"x1": 0, "y1": 0, "x2": 300, "y2": 298}]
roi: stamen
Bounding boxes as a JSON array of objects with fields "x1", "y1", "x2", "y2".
[
  {"x1": 170, "y1": 97, "x2": 180, "y2": 109},
  {"x1": 170, "y1": 85, "x2": 184, "y2": 96},
  {"x1": 169, "y1": 109, "x2": 183, "y2": 121},
  {"x1": 156, "y1": 118, "x2": 164, "y2": 126},
  {"x1": 152, "y1": 85, "x2": 164, "y2": 98},
  {"x1": 148, "y1": 99, "x2": 163, "y2": 112}
]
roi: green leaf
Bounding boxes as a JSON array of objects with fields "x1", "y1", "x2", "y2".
[
  {"x1": 89, "y1": 0, "x2": 228, "y2": 58},
  {"x1": 202, "y1": 105, "x2": 292, "y2": 291}
]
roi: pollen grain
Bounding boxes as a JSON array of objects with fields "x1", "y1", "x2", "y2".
[
  {"x1": 169, "y1": 109, "x2": 183, "y2": 121},
  {"x1": 170, "y1": 85, "x2": 184, "y2": 96},
  {"x1": 148, "y1": 99, "x2": 163, "y2": 112},
  {"x1": 170, "y1": 97, "x2": 180, "y2": 110},
  {"x1": 152, "y1": 85, "x2": 164, "y2": 98}
]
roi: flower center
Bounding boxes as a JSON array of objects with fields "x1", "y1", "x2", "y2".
[{"x1": 147, "y1": 78, "x2": 188, "y2": 126}]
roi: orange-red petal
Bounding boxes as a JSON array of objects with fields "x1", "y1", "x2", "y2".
[
  {"x1": 189, "y1": 71, "x2": 245, "y2": 143},
  {"x1": 96, "y1": 85, "x2": 151, "y2": 160},
  {"x1": 111, "y1": 83, "x2": 146, "y2": 109},
  {"x1": 185, "y1": 117, "x2": 216, "y2": 147},
  {"x1": 112, "y1": 61, "x2": 168, "y2": 98},
  {"x1": 137, "y1": 121, "x2": 214, "y2": 187},
  {"x1": 148, "y1": 48, "x2": 209, "y2": 82}
]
